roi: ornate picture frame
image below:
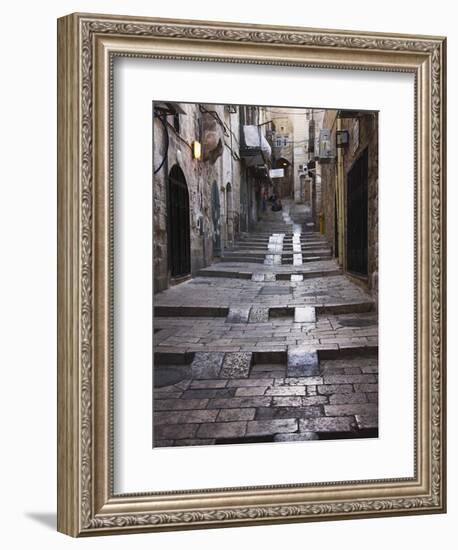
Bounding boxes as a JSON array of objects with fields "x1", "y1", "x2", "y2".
[{"x1": 57, "y1": 13, "x2": 446, "y2": 536}]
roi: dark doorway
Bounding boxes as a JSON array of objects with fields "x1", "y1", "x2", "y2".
[
  {"x1": 211, "y1": 181, "x2": 221, "y2": 256},
  {"x1": 334, "y1": 194, "x2": 339, "y2": 258},
  {"x1": 168, "y1": 165, "x2": 191, "y2": 278},
  {"x1": 346, "y1": 148, "x2": 368, "y2": 276}
]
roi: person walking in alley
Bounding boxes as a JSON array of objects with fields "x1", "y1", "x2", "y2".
[{"x1": 272, "y1": 197, "x2": 283, "y2": 212}]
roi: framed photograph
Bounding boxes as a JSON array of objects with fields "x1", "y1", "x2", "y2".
[{"x1": 57, "y1": 13, "x2": 446, "y2": 536}]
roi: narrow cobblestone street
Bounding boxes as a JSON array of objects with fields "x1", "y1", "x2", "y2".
[{"x1": 153, "y1": 201, "x2": 378, "y2": 446}]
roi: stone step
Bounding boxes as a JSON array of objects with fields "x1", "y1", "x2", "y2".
[{"x1": 220, "y1": 255, "x2": 265, "y2": 263}]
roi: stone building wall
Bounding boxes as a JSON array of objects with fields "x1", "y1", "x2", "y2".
[
  {"x1": 153, "y1": 103, "x2": 242, "y2": 293},
  {"x1": 341, "y1": 112, "x2": 379, "y2": 299},
  {"x1": 320, "y1": 109, "x2": 338, "y2": 256},
  {"x1": 319, "y1": 109, "x2": 378, "y2": 299},
  {"x1": 267, "y1": 112, "x2": 294, "y2": 198}
]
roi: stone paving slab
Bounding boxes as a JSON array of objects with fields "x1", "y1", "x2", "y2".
[
  {"x1": 197, "y1": 421, "x2": 247, "y2": 439},
  {"x1": 287, "y1": 349, "x2": 320, "y2": 377},
  {"x1": 191, "y1": 352, "x2": 225, "y2": 379},
  {"x1": 246, "y1": 419, "x2": 298, "y2": 436},
  {"x1": 294, "y1": 306, "x2": 316, "y2": 323},
  {"x1": 217, "y1": 408, "x2": 256, "y2": 421},
  {"x1": 355, "y1": 414, "x2": 378, "y2": 429},
  {"x1": 249, "y1": 306, "x2": 269, "y2": 323},
  {"x1": 220, "y1": 352, "x2": 252, "y2": 378},
  {"x1": 255, "y1": 406, "x2": 322, "y2": 420},
  {"x1": 154, "y1": 409, "x2": 218, "y2": 425},
  {"x1": 227, "y1": 307, "x2": 251, "y2": 323},
  {"x1": 299, "y1": 416, "x2": 356, "y2": 433},
  {"x1": 324, "y1": 403, "x2": 378, "y2": 417}
]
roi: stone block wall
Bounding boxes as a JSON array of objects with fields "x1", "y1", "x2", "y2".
[{"x1": 153, "y1": 103, "x2": 244, "y2": 293}]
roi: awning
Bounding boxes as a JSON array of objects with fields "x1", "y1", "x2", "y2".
[
  {"x1": 241, "y1": 125, "x2": 272, "y2": 166},
  {"x1": 243, "y1": 125, "x2": 272, "y2": 157}
]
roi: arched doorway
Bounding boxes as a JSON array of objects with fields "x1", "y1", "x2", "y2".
[
  {"x1": 274, "y1": 157, "x2": 292, "y2": 198},
  {"x1": 211, "y1": 181, "x2": 221, "y2": 256},
  {"x1": 168, "y1": 165, "x2": 191, "y2": 278}
]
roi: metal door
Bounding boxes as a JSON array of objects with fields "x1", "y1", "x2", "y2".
[
  {"x1": 168, "y1": 165, "x2": 191, "y2": 277},
  {"x1": 346, "y1": 148, "x2": 368, "y2": 275}
]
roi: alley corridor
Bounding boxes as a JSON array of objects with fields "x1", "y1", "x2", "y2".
[{"x1": 153, "y1": 201, "x2": 378, "y2": 447}]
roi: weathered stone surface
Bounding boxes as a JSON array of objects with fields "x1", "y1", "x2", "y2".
[
  {"x1": 302, "y1": 395, "x2": 329, "y2": 406},
  {"x1": 274, "y1": 433, "x2": 319, "y2": 442},
  {"x1": 227, "y1": 307, "x2": 251, "y2": 323},
  {"x1": 265, "y1": 386, "x2": 306, "y2": 396},
  {"x1": 191, "y1": 352, "x2": 224, "y2": 379},
  {"x1": 235, "y1": 386, "x2": 268, "y2": 397},
  {"x1": 249, "y1": 306, "x2": 269, "y2": 323},
  {"x1": 293, "y1": 253, "x2": 303, "y2": 266},
  {"x1": 361, "y1": 365, "x2": 378, "y2": 374},
  {"x1": 272, "y1": 396, "x2": 303, "y2": 407},
  {"x1": 217, "y1": 408, "x2": 256, "y2": 421},
  {"x1": 317, "y1": 384, "x2": 353, "y2": 395},
  {"x1": 324, "y1": 403, "x2": 378, "y2": 417},
  {"x1": 154, "y1": 409, "x2": 218, "y2": 425},
  {"x1": 294, "y1": 307, "x2": 316, "y2": 323},
  {"x1": 154, "y1": 398, "x2": 209, "y2": 411},
  {"x1": 275, "y1": 376, "x2": 323, "y2": 386},
  {"x1": 299, "y1": 416, "x2": 356, "y2": 433},
  {"x1": 246, "y1": 419, "x2": 298, "y2": 436},
  {"x1": 255, "y1": 406, "x2": 322, "y2": 420},
  {"x1": 355, "y1": 414, "x2": 378, "y2": 429},
  {"x1": 154, "y1": 366, "x2": 191, "y2": 388},
  {"x1": 207, "y1": 396, "x2": 272, "y2": 409},
  {"x1": 264, "y1": 272, "x2": 276, "y2": 282},
  {"x1": 260, "y1": 286, "x2": 291, "y2": 296},
  {"x1": 264, "y1": 254, "x2": 282, "y2": 266},
  {"x1": 190, "y1": 379, "x2": 228, "y2": 389},
  {"x1": 220, "y1": 352, "x2": 252, "y2": 378},
  {"x1": 227, "y1": 378, "x2": 274, "y2": 387},
  {"x1": 197, "y1": 421, "x2": 247, "y2": 438},
  {"x1": 324, "y1": 374, "x2": 377, "y2": 385},
  {"x1": 251, "y1": 272, "x2": 265, "y2": 282},
  {"x1": 154, "y1": 424, "x2": 199, "y2": 440},
  {"x1": 182, "y1": 388, "x2": 235, "y2": 399},
  {"x1": 354, "y1": 383, "x2": 378, "y2": 393},
  {"x1": 153, "y1": 389, "x2": 183, "y2": 399},
  {"x1": 329, "y1": 393, "x2": 367, "y2": 405},
  {"x1": 287, "y1": 348, "x2": 319, "y2": 377}
]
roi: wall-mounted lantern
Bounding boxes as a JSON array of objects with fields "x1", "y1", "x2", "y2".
[{"x1": 193, "y1": 140, "x2": 202, "y2": 160}]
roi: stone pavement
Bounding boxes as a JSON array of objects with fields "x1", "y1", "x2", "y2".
[{"x1": 153, "y1": 202, "x2": 378, "y2": 447}]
